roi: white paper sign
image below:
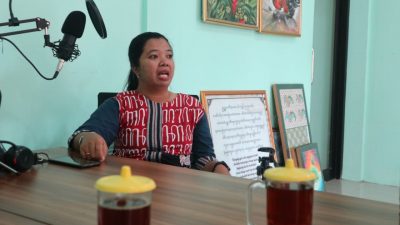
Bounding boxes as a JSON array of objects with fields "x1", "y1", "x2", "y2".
[{"x1": 204, "y1": 93, "x2": 274, "y2": 179}]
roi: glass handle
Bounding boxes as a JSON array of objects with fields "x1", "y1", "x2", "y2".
[{"x1": 246, "y1": 180, "x2": 265, "y2": 225}]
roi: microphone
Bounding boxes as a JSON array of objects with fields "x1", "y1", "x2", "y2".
[
  {"x1": 54, "y1": 11, "x2": 86, "y2": 77},
  {"x1": 144, "y1": 149, "x2": 191, "y2": 168}
]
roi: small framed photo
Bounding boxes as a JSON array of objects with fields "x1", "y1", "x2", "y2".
[
  {"x1": 296, "y1": 143, "x2": 325, "y2": 191},
  {"x1": 202, "y1": 0, "x2": 259, "y2": 30},
  {"x1": 272, "y1": 84, "x2": 311, "y2": 162},
  {"x1": 259, "y1": 0, "x2": 302, "y2": 36}
]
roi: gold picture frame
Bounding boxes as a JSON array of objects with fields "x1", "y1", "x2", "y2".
[
  {"x1": 259, "y1": 0, "x2": 302, "y2": 36},
  {"x1": 202, "y1": 0, "x2": 259, "y2": 30},
  {"x1": 200, "y1": 90, "x2": 275, "y2": 179}
]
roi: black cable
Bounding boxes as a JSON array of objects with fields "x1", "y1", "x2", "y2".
[
  {"x1": 7, "y1": 0, "x2": 20, "y2": 26},
  {"x1": 9, "y1": 0, "x2": 14, "y2": 18},
  {"x1": 0, "y1": 37, "x2": 57, "y2": 80}
]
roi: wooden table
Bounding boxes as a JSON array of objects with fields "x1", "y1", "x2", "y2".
[{"x1": 0, "y1": 154, "x2": 398, "y2": 225}]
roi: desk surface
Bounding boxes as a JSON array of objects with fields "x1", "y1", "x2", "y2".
[{"x1": 0, "y1": 154, "x2": 398, "y2": 225}]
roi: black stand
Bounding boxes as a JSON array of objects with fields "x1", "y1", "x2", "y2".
[
  {"x1": 0, "y1": 17, "x2": 50, "y2": 37},
  {"x1": 256, "y1": 147, "x2": 277, "y2": 180},
  {"x1": 0, "y1": 18, "x2": 49, "y2": 174}
]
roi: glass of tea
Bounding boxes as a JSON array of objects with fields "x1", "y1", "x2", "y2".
[
  {"x1": 95, "y1": 165, "x2": 156, "y2": 225},
  {"x1": 246, "y1": 159, "x2": 316, "y2": 225}
]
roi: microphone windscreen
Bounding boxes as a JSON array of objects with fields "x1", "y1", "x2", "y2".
[{"x1": 61, "y1": 11, "x2": 86, "y2": 38}]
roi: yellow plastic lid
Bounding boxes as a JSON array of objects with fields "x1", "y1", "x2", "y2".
[
  {"x1": 95, "y1": 166, "x2": 156, "y2": 193},
  {"x1": 264, "y1": 159, "x2": 316, "y2": 182}
]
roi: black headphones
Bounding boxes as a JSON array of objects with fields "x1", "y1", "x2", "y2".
[{"x1": 0, "y1": 140, "x2": 46, "y2": 173}]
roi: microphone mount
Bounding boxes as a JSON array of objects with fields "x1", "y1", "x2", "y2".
[
  {"x1": 0, "y1": 16, "x2": 79, "y2": 80},
  {"x1": 49, "y1": 40, "x2": 81, "y2": 62},
  {"x1": 0, "y1": 17, "x2": 50, "y2": 37},
  {"x1": 0, "y1": 17, "x2": 56, "y2": 52}
]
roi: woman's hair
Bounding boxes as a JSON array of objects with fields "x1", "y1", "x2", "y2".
[{"x1": 125, "y1": 32, "x2": 171, "y2": 91}]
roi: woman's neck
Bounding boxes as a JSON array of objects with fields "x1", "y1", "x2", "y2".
[{"x1": 136, "y1": 87, "x2": 174, "y2": 103}]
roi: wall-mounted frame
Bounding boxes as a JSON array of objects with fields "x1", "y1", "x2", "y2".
[
  {"x1": 272, "y1": 84, "x2": 311, "y2": 162},
  {"x1": 259, "y1": 0, "x2": 302, "y2": 36},
  {"x1": 200, "y1": 90, "x2": 275, "y2": 179},
  {"x1": 202, "y1": 0, "x2": 259, "y2": 30},
  {"x1": 295, "y1": 143, "x2": 325, "y2": 191}
]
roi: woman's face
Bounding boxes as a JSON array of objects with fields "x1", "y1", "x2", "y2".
[{"x1": 134, "y1": 38, "x2": 175, "y2": 90}]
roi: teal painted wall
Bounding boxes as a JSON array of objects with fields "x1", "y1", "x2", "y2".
[
  {"x1": 0, "y1": 0, "x2": 315, "y2": 150},
  {"x1": 1, "y1": 1, "x2": 143, "y2": 148},
  {"x1": 2, "y1": 0, "x2": 398, "y2": 187},
  {"x1": 310, "y1": 0, "x2": 335, "y2": 170},
  {"x1": 1, "y1": 0, "x2": 398, "y2": 187},
  {"x1": 343, "y1": 0, "x2": 400, "y2": 186}
]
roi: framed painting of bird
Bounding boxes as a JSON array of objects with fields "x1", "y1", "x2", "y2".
[{"x1": 259, "y1": 0, "x2": 302, "y2": 36}]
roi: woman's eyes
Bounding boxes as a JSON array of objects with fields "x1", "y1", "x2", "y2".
[
  {"x1": 148, "y1": 54, "x2": 158, "y2": 59},
  {"x1": 148, "y1": 54, "x2": 173, "y2": 59}
]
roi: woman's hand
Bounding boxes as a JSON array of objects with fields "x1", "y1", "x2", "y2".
[
  {"x1": 213, "y1": 164, "x2": 231, "y2": 175},
  {"x1": 75, "y1": 132, "x2": 108, "y2": 162}
]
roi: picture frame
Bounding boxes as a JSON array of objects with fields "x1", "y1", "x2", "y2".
[
  {"x1": 295, "y1": 143, "x2": 325, "y2": 191},
  {"x1": 272, "y1": 84, "x2": 311, "y2": 161},
  {"x1": 259, "y1": 0, "x2": 302, "y2": 36},
  {"x1": 200, "y1": 90, "x2": 275, "y2": 179},
  {"x1": 202, "y1": 0, "x2": 259, "y2": 30}
]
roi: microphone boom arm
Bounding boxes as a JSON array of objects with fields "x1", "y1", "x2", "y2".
[{"x1": 0, "y1": 17, "x2": 50, "y2": 37}]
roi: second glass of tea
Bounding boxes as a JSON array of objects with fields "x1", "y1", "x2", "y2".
[
  {"x1": 95, "y1": 165, "x2": 156, "y2": 225},
  {"x1": 246, "y1": 159, "x2": 316, "y2": 225}
]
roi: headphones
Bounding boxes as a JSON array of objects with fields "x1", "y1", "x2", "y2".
[{"x1": 0, "y1": 140, "x2": 47, "y2": 174}]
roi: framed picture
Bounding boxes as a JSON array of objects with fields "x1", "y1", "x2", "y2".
[
  {"x1": 272, "y1": 84, "x2": 311, "y2": 161},
  {"x1": 202, "y1": 0, "x2": 259, "y2": 30},
  {"x1": 259, "y1": 0, "x2": 302, "y2": 36},
  {"x1": 200, "y1": 90, "x2": 275, "y2": 179},
  {"x1": 296, "y1": 143, "x2": 325, "y2": 191}
]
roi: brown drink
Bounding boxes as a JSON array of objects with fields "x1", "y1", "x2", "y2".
[
  {"x1": 267, "y1": 187, "x2": 313, "y2": 225},
  {"x1": 246, "y1": 159, "x2": 316, "y2": 225},
  {"x1": 98, "y1": 197, "x2": 151, "y2": 225},
  {"x1": 95, "y1": 166, "x2": 156, "y2": 225}
]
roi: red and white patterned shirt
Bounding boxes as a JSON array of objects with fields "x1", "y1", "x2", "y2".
[{"x1": 113, "y1": 91, "x2": 204, "y2": 160}]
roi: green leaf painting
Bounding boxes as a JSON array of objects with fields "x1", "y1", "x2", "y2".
[{"x1": 205, "y1": 0, "x2": 258, "y2": 28}]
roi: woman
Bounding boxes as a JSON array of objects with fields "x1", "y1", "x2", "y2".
[{"x1": 68, "y1": 32, "x2": 230, "y2": 174}]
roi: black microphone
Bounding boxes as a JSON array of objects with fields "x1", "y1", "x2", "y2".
[
  {"x1": 144, "y1": 149, "x2": 191, "y2": 168},
  {"x1": 54, "y1": 11, "x2": 86, "y2": 77}
]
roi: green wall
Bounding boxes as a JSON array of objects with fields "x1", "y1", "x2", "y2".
[
  {"x1": 1, "y1": 1, "x2": 143, "y2": 147},
  {"x1": 8, "y1": 0, "x2": 400, "y2": 187},
  {"x1": 311, "y1": 0, "x2": 335, "y2": 173},
  {"x1": 343, "y1": 0, "x2": 400, "y2": 186},
  {"x1": 0, "y1": 0, "x2": 315, "y2": 150}
]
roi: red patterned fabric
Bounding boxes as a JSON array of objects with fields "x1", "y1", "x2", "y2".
[{"x1": 113, "y1": 91, "x2": 204, "y2": 160}]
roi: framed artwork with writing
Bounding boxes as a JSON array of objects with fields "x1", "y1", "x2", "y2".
[
  {"x1": 259, "y1": 0, "x2": 302, "y2": 36},
  {"x1": 202, "y1": 0, "x2": 259, "y2": 30},
  {"x1": 200, "y1": 90, "x2": 275, "y2": 179},
  {"x1": 272, "y1": 84, "x2": 311, "y2": 162}
]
